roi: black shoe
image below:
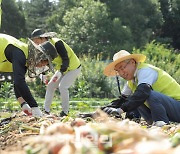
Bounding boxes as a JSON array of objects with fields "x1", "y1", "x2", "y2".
[
  {"x1": 44, "y1": 111, "x2": 50, "y2": 115},
  {"x1": 59, "y1": 111, "x2": 68, "y2": 117},
  {"x1": 43, "y1": 109, "x2": 50, "y2": 115}
]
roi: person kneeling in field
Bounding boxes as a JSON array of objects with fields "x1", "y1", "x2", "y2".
[
  {"x1": 0, "y1": 33, "x2": 58, "y2": 117},
  {"x1": 102, "y1": 50, "x2": 180, "y2": 127}
]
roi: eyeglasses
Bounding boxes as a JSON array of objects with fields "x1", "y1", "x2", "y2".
[{"x1": 114, "y1": 60, "x2": 131, "y2": 74}]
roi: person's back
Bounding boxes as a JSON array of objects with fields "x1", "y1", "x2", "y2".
[
  {"x1": 0, "y1": 33, "x2": 58, "y2": 117},
  {"x1": 0, "y1": 34, "x2": 28, "y2": 72}
]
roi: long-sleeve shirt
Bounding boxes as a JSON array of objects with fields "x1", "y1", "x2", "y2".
[{"x1": 5, "y1": 44, "x2": 38, "y2": 107}]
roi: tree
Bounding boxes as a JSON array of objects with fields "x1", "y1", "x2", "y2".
[
  {"x1": 171, "y1": 0, "x2": 180, "y2": 49},
  {"x1": 134, "y1": 41, "x2": 180, "y2": 83},
  {"x1": 0, "y1": 0, "x2": 26, "y2": 38},
  {"x1": 53, "y1": 0, "x2": 133, "y2": 58},
  {"x1": 0, "y1": 0, "x2": 2, "y2": 27},
  {"x1": 23, "y1": 0, "x2": 56, "y2": 36},
  {"x1": 47, "y1": 0, "x2": 76, "y2": 32},
  {"x1": 99, "y1": 0, "x2": 163, "y2": 48},
  {"x1": 158, "y1": 0, "x2": 180, "y2": 49}
]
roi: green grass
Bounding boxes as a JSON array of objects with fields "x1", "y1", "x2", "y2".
[{"x1": 0, "y1": 98, "x2": 113, "y2": 118}]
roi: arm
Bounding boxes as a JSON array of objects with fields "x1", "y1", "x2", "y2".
[
  {"x1": 120, "y1": 83, "x2": 152, "y2": 112},
  {"x1": 11, "y1": 47, "x2": 38, "y2": 108},
  {"x1": 101, "y1": 82, "x2": 132, "y2": 109},
  {"x1": 55, "y1": 40, "x2": 69, "y2": 73},
  {"x1": 120, "y1": 67, "x2": 158, "y2": 112},
  {"x1": 100, "y1": 95, "x2": 127, "y2": 110}
]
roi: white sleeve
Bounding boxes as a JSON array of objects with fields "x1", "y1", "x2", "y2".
[
  {"x1": 137, "y1": 67, "x2": 158, "y2": 86},
  {"x1": 121, "y1": 82, "x2": 132, "y2": 96}
]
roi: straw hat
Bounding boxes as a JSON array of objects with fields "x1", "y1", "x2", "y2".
[{"x1": 103, "y1": 50, "x2": 146, "y2": 76}]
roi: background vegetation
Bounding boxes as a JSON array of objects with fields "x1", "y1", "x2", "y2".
[
  {"x1": 0, "y1": 0, "x2": 180, "y2": 56},
  {"x1": 0, "y1": 0, "x2": 179, "y2": 105}
]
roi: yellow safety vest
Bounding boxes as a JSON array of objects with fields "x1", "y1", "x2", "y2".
[
  {"x1": 0, "y1": 34, "x2": 28, "y2": 72},
  {"x1": 128, "y1": 63, "x2": 180, "y2": 101},
  {"x1": 49, "y1": 38, "x2": 80, "y2": 73}
]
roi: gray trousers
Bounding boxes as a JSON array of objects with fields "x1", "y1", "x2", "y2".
[
  {"x1": 138, "y1": 90, "x2": 180, "y2": 124},
  {"x1": 44, "y1": 67, "x2": 81, "y2": 114}
]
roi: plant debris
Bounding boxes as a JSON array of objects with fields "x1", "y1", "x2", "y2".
[{"x1": 0, "y1": 110, "x2": 180, "y2": 154}]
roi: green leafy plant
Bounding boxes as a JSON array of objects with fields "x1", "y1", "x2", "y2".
[
  {"x1": 0, "y1": 82, "x2": 14, "y2": 100},
  {"x1": 70, "y1": 55, "x2": 121, "y2": 99},
  {"x1": 0, "y1": 82, "x2": 16, "y2": 111},
  {"x1": 134, "y1": 41, "x2": 180, "y2": 83}
]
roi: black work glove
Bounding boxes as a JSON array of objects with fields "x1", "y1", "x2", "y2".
[
  {"x1": 100, "y1": 95, "x2": 127, "y2": 110},
  {"x1": 125, "y1": 109, "x2": 141, "y2": 119}
]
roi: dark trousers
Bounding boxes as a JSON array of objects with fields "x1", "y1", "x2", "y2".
[{"x1": 138, "y1": 91, "x2": 180, "y2": 124}]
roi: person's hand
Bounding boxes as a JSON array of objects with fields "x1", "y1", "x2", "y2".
[
  {"x1": 32, "y1": 107, "x2": 43, "y2": 117},
  {"x1": 103, "y1": 107, "x2": 123, "y2": 116},
  {"x1": 51, "y1": 71, "x2": 62, "y2": 82},
  {"x1": 21, "y1": 102, "x2": 32, "y2": 116}
]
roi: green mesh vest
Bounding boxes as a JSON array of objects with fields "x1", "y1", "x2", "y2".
[
  {"x1": 49, "y1": 38, "x2": 80, "y2": 74},
  {"x1": 0, "y1": 34, "x2": 28, "y2": 72},
  {"x1": 128, "y1": 63, "x2": 180, "y2": 101}
]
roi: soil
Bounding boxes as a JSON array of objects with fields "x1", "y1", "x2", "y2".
[{"x1": 1, "y1": 111, "x2": 180, "y2": 154}]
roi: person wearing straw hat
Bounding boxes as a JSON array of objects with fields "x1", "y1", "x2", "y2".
[
  {"x1": 31, "y1": 29, "x2": 81, "y2": 117},
  {"x1": 0, "y1": 33, "x2": 58, "y2": 117},
  {"x1": 103, "y1": 50, "x2": 180, "y2": 126}
]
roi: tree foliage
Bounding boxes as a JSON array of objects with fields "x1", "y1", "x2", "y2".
[
  {"x1": 158, "y1": 0, "x2": 180, "y2": 49},
  {"x1": 57, "y1": 0, "x2": 111, "y2": 57},
  {"x1": 70, "y1": 55, "x2": 118, "y2": 98},
  {"x1": 47, "y1": 0, "x2": 76, "y2": 32},
  {"x1": 22, "y1": 0, "x2": 56, "y2": 36},
  {"x1": 0, "y1": 0, "x2": 180, "y2": 57},
  {"x1": 52, "y1": 0, "x2": 134, "y2": 58},
  {"x1": 0, "y1": 0, "x2": 26, "y2": 38},
  {"x1": 134, "y1": 41, "x2": 180, "y2": 83},
  {"x1": 99, "y1": 0, "x2": 163, "y2": 48}
]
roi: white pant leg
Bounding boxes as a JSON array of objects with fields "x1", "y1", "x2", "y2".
[
  {"x1": 44, "y1": 76, "x2": 60, "y2": 112},
  {"x1": 59, "y1": 67, "x2": 81, "y2": 114}
]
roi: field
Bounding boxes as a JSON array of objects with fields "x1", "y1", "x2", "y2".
[{"x1": 1, "y1": 99, "x2": 180, "y2": 154}]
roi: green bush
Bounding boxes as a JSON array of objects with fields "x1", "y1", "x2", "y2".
[
  {"x1": 0, "y1": 82, "x2": 14, "y2": 100},
  {"x1": 69, "y1": 55, "x2": 121, "y2": 99},
  {"x1": 27, "y1": 77, "x2": 47, "y2": 98},
  {"x1": 133, "y1": 41, "x2": 180, "y2": 83},
  {"x1": 0, "y1": 82, "x2": 16, "y2": 111}
]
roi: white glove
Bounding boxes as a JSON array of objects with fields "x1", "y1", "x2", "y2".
[
  {"x1": 39, "y1": 74, "x2": 48, "y2": 85},
  {"x1": 32, "y1": 107, "x2": 43, "y2": 117},
  {"x1": 49, "y1": 71, "x2": 62, "y2": 83},
  {"x1": 103, "y1": 107, "x2": 123, "y2": 115},
  {"x1": 152, "y1": 121, "x2": 167, "y2": 127},
  {"x1": 21, "y1": 102, "x2": 32, "y2": 116}
]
